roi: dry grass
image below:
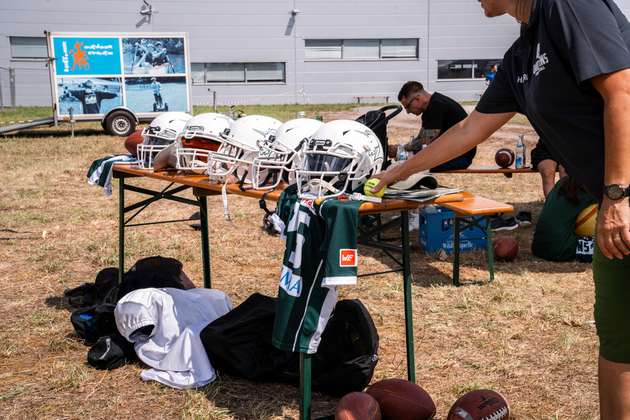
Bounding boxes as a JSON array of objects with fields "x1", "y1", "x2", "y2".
[{"x1": 0, "y1": 108, "x2": 597, "y2": 419}]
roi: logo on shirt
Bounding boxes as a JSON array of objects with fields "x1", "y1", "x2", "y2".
[
  {"x1": 532, "y1": 43, "x2": 549, "y2": 77},
  {"x1": 517, "y1": 74, "x2": 529, "y2": 84},
  {"x1": 279, "y1": 266, "x2": 302, "y2": 297},
  {"x1": 339, "y1": 249, "x2": 358, "y2": 267}
]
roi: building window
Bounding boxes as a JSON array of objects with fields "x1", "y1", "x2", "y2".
[
  {"x1": 191, "y1": 62, "x2": 285, "y2": 84},
  {"x1": 9, "y1": 36, "x2": 47, "y2": 59},
  {"x1": 437, "y1": 59, "x2": 502, "y2": 80},
  {"x1": 305, "y1": 38, "x2": 418, "y2": 61}
]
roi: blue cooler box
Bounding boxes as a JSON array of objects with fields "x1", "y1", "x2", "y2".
[{"x1": 418, "y1": 206, "x2": 487, "y2": 253}]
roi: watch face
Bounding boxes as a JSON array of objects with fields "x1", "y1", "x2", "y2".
[{"x1": 605, "y1": 184, "x2": 625, "y2": 200}]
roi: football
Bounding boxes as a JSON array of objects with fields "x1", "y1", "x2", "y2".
[
  {"x1": 493, "y1": 236, "x2": 519, "y2": 262},
  {"x1": 575, "y1": 204, "x2": 597, "y2": 237},
  {"x1": 124, "y1": 128, "x2": 144, "y2": 157},
  {"x1": 335, "y1": 392, "x2": 382, "y2": 420},
  {"x1": 447, "y1": 389, "x2": 509, "y2": 420},
  {"x1": 494, "y1": 148, "x2": 515, "y2": 168},
  {"x1": 365, "y1": 379, "x2": 436, "y2": 420}
]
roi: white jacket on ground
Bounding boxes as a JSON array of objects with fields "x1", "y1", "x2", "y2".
[{"x1": 115, "y1": 287, "x2": 232, "y2": 389}]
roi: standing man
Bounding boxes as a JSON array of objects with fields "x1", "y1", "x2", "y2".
[
  {"x1": 67, "y1": 80, "x2": 118, "y2": 114},
  {"x1": 150, "y1": 77, "x2": 163, "y2": 109},
  {"x1": 390, "y1": 81, "x2": 476, "y2": 171},
  {"x1": 371, "y1": 0, "x2": 630, "y2": 417}
]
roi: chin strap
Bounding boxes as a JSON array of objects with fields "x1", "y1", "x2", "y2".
[{"x1": 221, "y1": 181, "x2": 231, "y2": 221}]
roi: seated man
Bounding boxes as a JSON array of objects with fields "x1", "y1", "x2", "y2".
[
  {"x1": 388, "y1": 81, "x2": 476, "y2": 171},
  {"x1": 531, "y1": 176, "x2": 597, "y2": 262},
  {"x1": 531, "y1": 138, "x2": 567, "y2": 198}
]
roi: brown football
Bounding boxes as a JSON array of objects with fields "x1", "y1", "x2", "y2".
[
  {"x1": 124, "y1": 128, "x2": 144, "y2": 157},
  {"x1": 493, "y1": 236, "x2": 519, "y2": 262},
  {"x1": 335, "y1": 392, "x2": 382, "y2": 420},
  {"x1": 494, "y1": 148, "x2": 515, "y2": 168},
  {"x1": 447, "y1": 389, "x2": 509, "y2": 420},
  {"x1": 365, "y1": 379, "x2": 436, "y2": 420}
]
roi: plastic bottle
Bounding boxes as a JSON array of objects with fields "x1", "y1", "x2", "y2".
[
  {"x1": 515, "y1": 134, "x2": 525, "y2": 169},
  {"x1": 397, "y1": 144, "x2": 409, "y2": 161}
]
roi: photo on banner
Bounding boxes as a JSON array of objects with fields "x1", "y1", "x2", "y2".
[
  {"x1": 52, "y1": 37, "x2": 122, "y2": 76},
  {"x1": 124, "y1": 76, "x2": 187, "y2": 113},
  {"x1": 57, "y1": 77, "x2": 123, "y2": 115},
  {"x1": 122, "y1": 37, "x2": 186, "y2": 75}
]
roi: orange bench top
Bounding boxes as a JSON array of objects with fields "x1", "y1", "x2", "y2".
[
  {"x1": 437, "y1": 165, "x2": 535, "y2": 174},
  {"x1": 439, "y1": 191, "x2": 513, "y2": 216},
  {"x1": 113, "y1": 165, "x2": 512, "y2": 216}
]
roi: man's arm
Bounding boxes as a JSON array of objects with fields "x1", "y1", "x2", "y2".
[
  {"x1": 371, "y1": 110, "x2": 514, "y2": 191},
  {"x1": 591, "y1": 68, "x2": 630, "y2": 259}
]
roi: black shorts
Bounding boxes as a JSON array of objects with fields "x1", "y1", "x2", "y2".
[{"x1": 531, "y1": 140, "x2": 556, "y2": 170}]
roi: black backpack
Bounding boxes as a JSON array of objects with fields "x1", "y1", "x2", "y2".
[
  {"x1": 201, "y1": 295, "x2": 379, "y2": 396},
  {"x1": 70, "y1": 303, "x2": 117, "y2": 344},
  {"x1": 309, "y1": 299, "x2": 380, "y2": 396}
]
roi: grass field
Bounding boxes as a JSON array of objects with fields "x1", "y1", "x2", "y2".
[{"x1": 0, "y1": 104, "x2": 598, "y2": 419}]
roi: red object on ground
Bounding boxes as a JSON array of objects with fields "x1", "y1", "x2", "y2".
[
  {"x1": 365, "y1": 378, "x2": 436, "y2": 420},
  {"x1": 447, "y1": 389, "x2": 510, "y2": 420},
  {"x1": 493, "y1": 236, "x2": 519, "y2": 262},
  {"x1": 124, "y1": 128, "x2": 144, "y2": 157},
  {"x1": 494, "y1": 148, "x2": 515, "y2": 168},
  {"x1": 335, "y1": 392, "x2": 382, "y2": 420}
]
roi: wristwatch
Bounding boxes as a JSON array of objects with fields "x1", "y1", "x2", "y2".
[{"x1": 603, "y1": 184, "x2": 630, "y2": 200}]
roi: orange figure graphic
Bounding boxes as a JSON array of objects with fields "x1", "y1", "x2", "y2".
[{"x1": 70, "y1": 42, "x2": 89, "y2": 71}]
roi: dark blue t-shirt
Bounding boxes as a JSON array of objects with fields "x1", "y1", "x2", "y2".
[{"x1": 477, "y1": 0, "x2": 630, "y2": 201}]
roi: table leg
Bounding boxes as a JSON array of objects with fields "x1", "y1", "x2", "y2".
[
  {"x1": 299, "y1": 353, "x2": 312, "y2": 420},
  {"x1": 118, "y1": 175, "x2": 125, "y2": 285},
  {"x1": 401, "y1": 211, "x2": 416, "y2": 383},
  {"x1": 485, "y1": 217, "x2": 495, "y2": 283},
  {"x1": 453, "y1": 217, "x2": 461, "y2": 287},
  {"x1": 198, "y1": 195, "x2": 212, "y2": 289}
]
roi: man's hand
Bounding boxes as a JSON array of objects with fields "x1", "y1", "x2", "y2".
[
  {"x1": 369, "y1": 167, "x2": 403, "y2": 195},
  {"x1": 596, "y1": 197, "x2": 630, "y2": 259}
]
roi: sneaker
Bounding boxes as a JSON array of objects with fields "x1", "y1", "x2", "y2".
[
  {"x1": 515, "y1": 211, "x2": 532, "y2": 226},
  {"x1": 490, "y1": 216, "x2": 519, "y2": 231}
]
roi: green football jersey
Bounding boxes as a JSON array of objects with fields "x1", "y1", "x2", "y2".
[{"x1": 272, "y1": 188, "x2": 361, "y2": 354}]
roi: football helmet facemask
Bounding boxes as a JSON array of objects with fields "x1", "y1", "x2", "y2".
[
  {"x1": 294, "y1": 119, "x2": 383, "y2": 199},
  {"x1": 175, "y1": 112, "x2": 234, "y2": 173},
  {"x1": 252, "y1": 118, "x2": 323, "y2": 190},
  {"x1": 137, "y1": 112, "x2": 192, "y2": 169},
  {"x1": 207, "y1": 114, "x2": 282, "y2": 184}
]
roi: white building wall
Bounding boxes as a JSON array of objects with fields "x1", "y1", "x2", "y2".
[{"x1": 0, "y1": 0, "x2": 628, "y2": 106}]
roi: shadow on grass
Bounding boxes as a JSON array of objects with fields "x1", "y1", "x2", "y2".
[
  {"x1": 358, "y1": 212, "x2": 590, "y2": 289},
  {"x1": 2, "y1": 127, "x2": 108, "y2": 139},
  {"x1": 202, "y1": 374, "x2": 337, "y2": 419},
  {"x1": 45, "y1": 295, "x2": 74, "y2": 311}
]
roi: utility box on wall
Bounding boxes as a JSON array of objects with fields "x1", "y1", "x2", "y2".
[{"x1": 418, "y1": 206, "x2": 487, "y2": 253}]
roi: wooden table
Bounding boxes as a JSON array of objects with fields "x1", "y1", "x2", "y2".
[
  {"x1": 438, "y1": 165, "x2": 536, "y2": 178},
  {"x1": 111, "y1": 164, "x2": 512, "y2": 419}
]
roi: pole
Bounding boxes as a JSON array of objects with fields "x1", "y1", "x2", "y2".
[
  {"x1": 9, "y1": 68, "x2": 16, "y2": 107},
  {"x1": 401, "y1": 210, "x2": 416, "y2": 382}
]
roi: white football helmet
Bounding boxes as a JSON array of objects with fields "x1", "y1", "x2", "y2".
[
  {"x1": 207, "y1": 114, "x2": 282, "y2": 184},
  {"x1": 252, "y1": 118, "x2": 323, "y2": 190},
  {"x1": 137, "y1": 112, "x2": 192, "y2": 169},
  {"x1": 294, "y1": 119, "x2": 383, "y2": 199},
  {"x1": 175, "y1": 113, "x2": 234, "y2": 173}
]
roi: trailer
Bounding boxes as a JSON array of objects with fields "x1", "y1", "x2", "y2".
[{"x1": 1, "y1": 31, "x2": 192, "y2": 136}]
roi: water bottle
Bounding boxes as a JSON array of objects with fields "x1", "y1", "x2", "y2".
[
  {"x1": 515, "y1": 134, "x2": 525, "y2": 168},
  {"x1": 397, "y1": 144, "x2": 409, "y2": 161}
]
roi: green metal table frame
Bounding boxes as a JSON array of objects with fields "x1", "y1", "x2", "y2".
[
  {"x1": 452, "y1": 216, "x2": 495, "y2": 287},
  {"x1": 114, "y1": 172, "x2": 415, "y2": 420}
]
